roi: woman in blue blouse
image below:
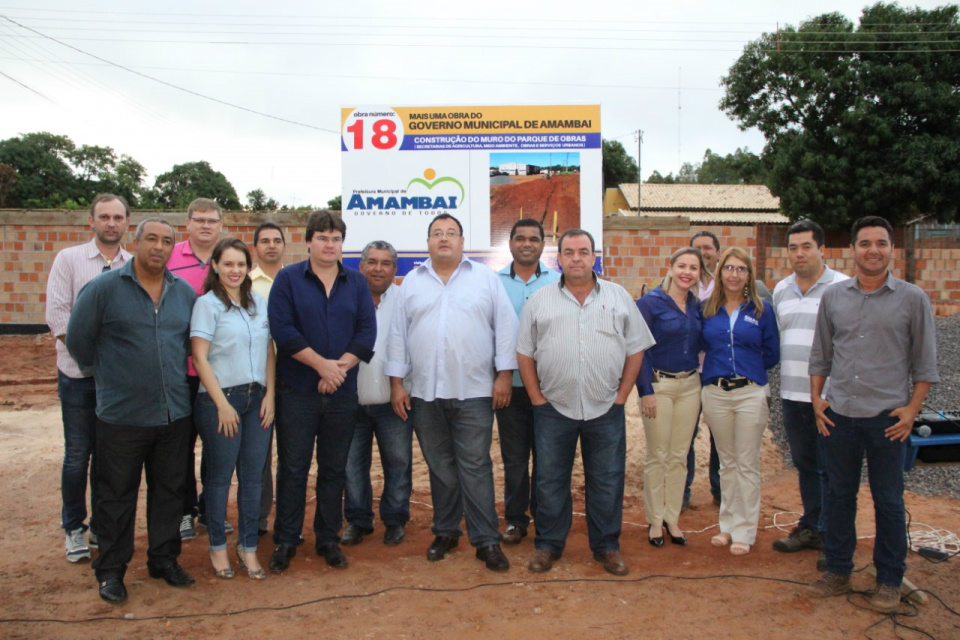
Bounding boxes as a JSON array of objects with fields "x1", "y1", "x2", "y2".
[
  {"x1": 192, "y1": 238, "x2": 275, "y2": 579},
  {"x1": 700, "y1": 247, "x2": 779, "y2": 556},
  {"x1": 636, "y1": 247, "x2": 707, "y2": 547}
]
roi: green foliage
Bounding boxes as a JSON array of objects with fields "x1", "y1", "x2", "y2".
[
  {"x1": 648, "y1": 148, "x2": 764, "y2": 185},
  {"x1": 601, "y1": 139, "x2": 639, "y2": 189},
  {"x1": 247, "y1": 188, "x2": 279, "y2": 211},
  {"x1": 720, "y1": 2, "x2": 960, "y2": 228},
  {"x1": 153, "y1": 161, "x2": 241, "y2": 211},
  {"x1": 0, "y1": 132, "x2": 79, "y2": 207},
  {"x1": 326, "y1": 194, "x2": 342, "y2": 211}
]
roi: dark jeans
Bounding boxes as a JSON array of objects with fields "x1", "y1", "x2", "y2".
[
  {"x1": 823, "y1": 409, "x2": 906, "y2": 588},
  {"x1": 412, "y1": 397, "x2": 501, "y2": 548},
  {"x1": 495, "y1": 386, "x2": 537, "y2": 530},
  {"x1": 91, "y1": 416, "x2": 191, "y2": 581},
  {"x1": 259, "y1": 431, "x2": 274, "y2": 531},
  {"x1": 533, "y1": 402, "x2": 626, "y2": 555},
  {"x1": 344, "y1": 402, "x2": 413, "y2": 529},
  {"x1": 195, "y1": 383, "x2": 273, "y2": 551},
  {"x1": 782, "y1": 399, "x2": 829, "y2": 533},
  {"x1": 273, "y1": 381, "x2": 357, "y2": 548},
  {"x1": 58, "y1": 371, "x2": 99, "y2": 533},
  {"x1": 684, "y1": 417, "x2": 721, "y2": 502},
  {"x1": 183, "y1": 375, "x2": 207, "y2": 519}
]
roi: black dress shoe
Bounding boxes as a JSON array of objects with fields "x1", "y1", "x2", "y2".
[
  {"x1": 502, "y1": 525, "x2": 527, "y2": 545},
  {"x1": 317, "y1": 543, "x2": 348, "y2": 568},
  {"x1": 648, "y1": 531, "x2": 665, "y2": 548},
  {"x1": 426, "y1": 535, "x2": 459, "y2": 561},
  {"x1": 341, "y1": 524, "x2": 374, "y2": 547},
  {"x1": 668, "y1": 531, "x2": 687, "y2": 546},
  {"x1": 268, "y1": 543, "x2": 297, "y2": 573},
  {"x1": 475, "y1": 544, "x2": 510, "y2": 572},
  {"x1": 383, "y1": 524, "x2": 405, "y2": 546},
  {"x1": 98, "y1": 578, "x2": 127, "y2": 603},
  {"x1": 147, "y1": 561, "x2": 195, "y2": 587}
]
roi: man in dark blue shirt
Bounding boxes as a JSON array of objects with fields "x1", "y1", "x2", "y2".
[
  {"x1": 67, "y1": 217, "x2": 197, "y2": 604},
  {"x1": 267, "y1": 211, "x2": 376, "y2": 573}
]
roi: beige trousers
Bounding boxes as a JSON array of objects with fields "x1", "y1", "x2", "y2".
[
  {"x1": 640, "y1": 374, "x2": 701, "y2": 527},
  {"x1": 701, "y1": 383, "x2": 769, "y2": 545}
]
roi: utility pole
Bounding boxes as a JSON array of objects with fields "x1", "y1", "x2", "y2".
[{"x1": 636, "y1": 130, "x2": 644, "y2": 213}]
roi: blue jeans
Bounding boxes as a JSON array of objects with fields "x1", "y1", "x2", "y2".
[
  {"x1": 782, "y1": 399, "x2": 829, "y2": 533},
  {"x1": 684, "y1": 417, "x2": 721, "y2": 502},
  {"x1": 195, "y1": 383, "x2": 273, "y2": 552},
  {"x1": 344, "y1": 402, "x2": 413, "y2": 529},
  {"x1": 274, "y1": 381, "x2": 357, "y2": 548},
  {"x1": 823, "y1": 409, "x2": 906, "y2": 588},
  {"x1": 533, "y1": 402, "x2": 626, "y2": 555},
  {"x1": 58, "y1": 371, "x2": 99, "y2": 533},
  {"x1": 412, "y1": 397, "x2": 500, "y2": 548},
  {"x1": 495, "y1": 386, "x2": 537, "y2": 530}
]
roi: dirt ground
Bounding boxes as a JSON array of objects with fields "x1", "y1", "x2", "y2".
[
  {"x1": 0, "y1": 335, "x2": 957, "y2": 639},
  {"x1": 490, "y1": 174, "x2": 581, "y2": 248}
]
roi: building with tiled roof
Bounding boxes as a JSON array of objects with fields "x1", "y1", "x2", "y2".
[{"x1": 604, "y1": 183, "x2": 790, "y2": 225}]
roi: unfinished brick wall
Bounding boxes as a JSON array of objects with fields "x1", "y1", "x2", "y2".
[{"x1": 1, "y1": 211, "x2": 957, "y2": 329}]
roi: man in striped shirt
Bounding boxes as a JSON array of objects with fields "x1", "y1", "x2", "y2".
[
  {"x1": 517, "y1": 229, "x2": 655, "y2": 576},
  {"x1": 45, "y1": 193, "x2": 132, "y2": 562},
  {"x1": 772, "y1": 219, "x2": 847, "y2": 566}
]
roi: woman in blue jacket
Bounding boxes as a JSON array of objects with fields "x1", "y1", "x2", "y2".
[
  {"x1": 700, "y1": 247, "x2": 779, "y2": 556},
  {"x1": 636, "y1": 247, "x2": 707, "y2": 547}
]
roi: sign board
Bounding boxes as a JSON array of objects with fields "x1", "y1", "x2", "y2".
[{"x1": 340, "y1": 105, "x2": 602, "y2": 273}]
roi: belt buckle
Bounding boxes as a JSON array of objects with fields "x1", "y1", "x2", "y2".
[{"x1": 718, "y1": 378, "x2": 730, "y2": 390}]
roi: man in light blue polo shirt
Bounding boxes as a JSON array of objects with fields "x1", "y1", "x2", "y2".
[{"x1": 495, "y1": 218, "x2": 560, "y2": 545}]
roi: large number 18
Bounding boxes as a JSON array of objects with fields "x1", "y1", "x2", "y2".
[{"x1": 345, "y1": 119, "x2": 398, "y2": 150}]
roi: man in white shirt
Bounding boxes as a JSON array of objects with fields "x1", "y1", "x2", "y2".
[
  {"x1": 250, "y1": 222, "x2": 286, "y2": 535},
  {"x1": 385, "y1": 214, "x2": 518, "y2": 572},
  {"x1": 45, "y1": 193, "x2": 132, "y2": 562},
  {"x1": 342, "y1": 240, "x2": 412, "y2": 547},
  {"x1": 773, "y1": 220, "x2": 847, "y2": 566}
]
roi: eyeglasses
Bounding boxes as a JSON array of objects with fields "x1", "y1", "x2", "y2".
[
  {"x1": 190, "y1": 217, "x2": 222, "y2": 226},
  {"x1": 722, "y1": 265, "x2": 749, "y2": 274},
  {"x1": 429, "y1": 231, "x2": 461, "y2": 239}
]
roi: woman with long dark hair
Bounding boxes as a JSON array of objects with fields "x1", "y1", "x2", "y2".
[
  {"x1": 191, "y1": 238, "x2": 275, "y2": 579},
  {"x1": 700, "y1": 247, "x2": 779, "y2": 556}
]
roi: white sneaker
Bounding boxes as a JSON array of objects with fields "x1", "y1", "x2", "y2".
[
  {"x1": 65, "y1": 528, "x2": 91, "y2": 562},
  {"x1": 88, "y1": 531, "x2": 99, "y2": 550},
  {"x1": 179, "y1": 515, "x2": 197, "y2": 540}
]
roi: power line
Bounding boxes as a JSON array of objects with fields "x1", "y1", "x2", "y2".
[
  {"x1": 0, "y1": 16, "x2": 338, "y2": 134},
  {"x1": 0, "y1": 68, "x2": 52, "y2": 101}
]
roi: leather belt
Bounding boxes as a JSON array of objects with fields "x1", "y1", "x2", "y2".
[
  {"x1": 714, "y1": 377, "x2": 753, "y2": 391},
  {"x1": 654, "y1": 369, "x2": 698, "y2": 380}
]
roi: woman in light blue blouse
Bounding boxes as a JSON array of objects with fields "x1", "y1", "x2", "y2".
[
  {"x1": 192, "y1": 238, "x2": 275, "y2": 579},
  {"x1": 700, "y1": 247, "x2": 779, "y2": 557},
  {"x1": 635, "y1": 247, "x2": 707, "y2": 548}
]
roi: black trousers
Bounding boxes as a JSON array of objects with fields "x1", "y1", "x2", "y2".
[{"x1": 92, "y1": 416, "x2": 192, "y2": 581}]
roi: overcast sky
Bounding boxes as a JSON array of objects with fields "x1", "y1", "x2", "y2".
[{"x1": 0, "y1": 0, "x2": 945, "y2": 208}]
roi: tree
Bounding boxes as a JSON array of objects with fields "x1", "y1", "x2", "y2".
[
  {"x1": 0, "y1": 164, "x2": 17, "y2": 207},
  {"x1": 326, "y1": 195, "x2": 341, "y2": 211},
  {"x1": 107, "y1": 155, "x2": 149, "y2": 207},
  {"x1": 0, "y1": 132, "x2": 78, "y2": 207},
  {"x1": 697, "y1": 148, "x2": 765, "y2": 185},
  {"x1": 152, "y1": 161, "x2": 241, "y2": 210},
  {"x1": 247, "y1": 188, "x2": 279, "y2": 211},
  {"x1": 601, "y1": 139, "x2": 638, "y2": 190},
  {"x1": 720, "y1": 3, "x2": 960, "y2": 228}
]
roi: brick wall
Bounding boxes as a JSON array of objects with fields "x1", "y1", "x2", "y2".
[{"x1": 1, "y1": 211, "x2": 957, "y2": 329}]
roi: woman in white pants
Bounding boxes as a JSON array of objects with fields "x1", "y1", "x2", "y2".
[
  {"x1": 636, "y1": 248, "x2": 707, "y2": 547},
  {"x1": 700, "y1": 248, "x2": 779, "y2": 556}
]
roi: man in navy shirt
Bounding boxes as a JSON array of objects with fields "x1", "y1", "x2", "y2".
[{"x1": 266, "y1": 211, "x2": 377, "y2": 573}]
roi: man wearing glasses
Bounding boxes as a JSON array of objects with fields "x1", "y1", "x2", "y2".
[
  {"x1": 267, "y1": 211, "x2": 377, "y2": 573},
  {"x1": 46, "y1": 193, "x2": 132, "y2": 563},
  {"x1": 167, "y1": 198, "x2": 224, "y2": 541},
  {"x1": 385, "y1": 214, "x2": 519, "y2": 572}
]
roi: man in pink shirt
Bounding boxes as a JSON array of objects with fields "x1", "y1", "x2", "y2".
[
  {"x1": 46, "y1": 194, "x2": 132, "y2": 562},
  {"x1": 166, "y1": 198, "x2": 223, "y2": 540}
]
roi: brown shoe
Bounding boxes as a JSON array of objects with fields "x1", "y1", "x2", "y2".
[
  {"x1": 503, "y1": 525, "x2": 527, "y2": 545},
  {"x1": 528, "y1": 549, "x2": 561, "y2": 573},
  {"x1": 593, "y1": 550, "x2": 629, "y2": 576},
  {"x1": 868, "y1": 584, "x2": 901, "y2": 613},
  {"x1": 806, "y1": 572, "x2": 852, "y2": 598}
]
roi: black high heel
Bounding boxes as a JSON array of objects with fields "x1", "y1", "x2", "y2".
[
  {"x1": 648, "y1": 527, "x2": 665, "y2": 548},
  {"x1": 666, "y1": 525, "x2": 687, "y2": 546}
]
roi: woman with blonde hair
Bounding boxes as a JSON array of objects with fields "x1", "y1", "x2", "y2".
[
  {"x1": 636, "y1": 247, "x2": 707, "y2": 547},
  {"x1": 700, "y1": 247, "x2": 779, "y2": 556}
]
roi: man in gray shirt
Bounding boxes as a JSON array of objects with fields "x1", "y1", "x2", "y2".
[
  {"x1": 517, "y1": 229, "x2": 654, "y2": 576},
  {"x1": 68, "y1": 217, "x2": 197, "y2": 604},
  {"x1": 805, "y1": 216, "x2": 938, "y2": 613}
]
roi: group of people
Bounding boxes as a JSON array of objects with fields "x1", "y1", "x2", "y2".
[{"x1": 48, "y1": 194, "x2": 937, "y2": 614}]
